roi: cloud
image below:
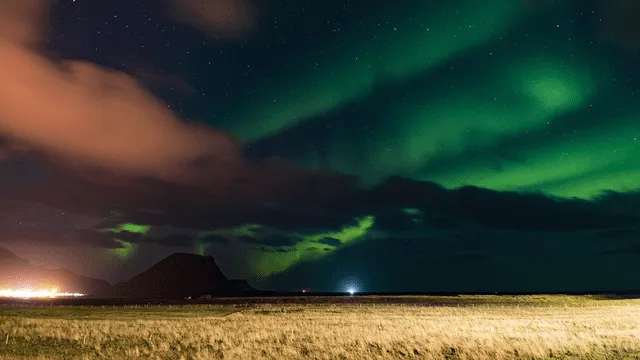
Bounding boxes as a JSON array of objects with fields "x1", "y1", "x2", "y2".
[
  {"x1": 152, "y1": 234, "x2": 195, "y2": 247},
  {"x1": 0, "y1": 0, "x2": 355, "y2": 221},
  {"x1": 0, "y1": 0, "x2": 51, "y2": 45},
  {"x1": 82, "y1": 177, "x2": 640, "y2": 279},
  {"x1": 105, "y1": 229, "x2": 197, "y2": 248},
  {"x1": 365, "y1": 178, "x2": 640, "y2": 233},
  {"x1": 238, "y1": 234, "x2": 302, "y2": 247},
  {"x1": 0, "y1": 0, "x2": 266, "y2": 260},
  {"x1": 0, "y1": 226, "x2": 122, "y2": 249},
  {"x1": 167, "y1": 0, "x2": 256, "y2": 38},
  {"x1": 0, "y1": 43, "x2": 241, "y2": 180},
  {"x1": 93, "y1": 177, "x2": 640, "y2": 250},
  {"x1": 130, "y1": 68, "x2": 195, "y2": 97},
  {"x1": 0, "y1": 0, "x2": 244, "y2": 183},
  {"x1": 0, "y1": 198, "x2": 120, "y2": 248},
  {"x1": 316, "y1": 237, "x2": 342, "y2": 247},
  {"x1": 264, "y1": 227, "x2": 640, "y2": 292},
  {"x1": 201, "y1": 235, "x2": 231, "y2": 246}
]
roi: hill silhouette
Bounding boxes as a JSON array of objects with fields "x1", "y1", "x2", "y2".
[
  {"x1": 0, "y1": 247, "x2": 111, "y2": 295},
  {"x1": 112, "y1": 253, "x2": 255, "y2": 298},
  {"x1": 0, "y1": 247, "x2": 28, "y2": 266}
]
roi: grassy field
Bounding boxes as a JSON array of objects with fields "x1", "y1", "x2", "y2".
[{"x1": 0, "y1": 295, "x2": 639, "y2": 359}]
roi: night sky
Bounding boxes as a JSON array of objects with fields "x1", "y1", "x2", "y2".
[{"x1": 1, "y1": 0, "x2": 640, "y2": 292}]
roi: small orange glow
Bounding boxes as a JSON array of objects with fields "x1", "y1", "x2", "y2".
[{"x1": 0, "y1": 288, "x2": 84, "y2": 299}]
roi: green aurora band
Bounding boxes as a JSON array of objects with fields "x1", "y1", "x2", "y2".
[
  {"x1": 197, "y1": 224, "x2": 262, "y2": 256},
  {"x1": 242, "y1": 3, "x2": 640, "y2": 200},
  {"x1": 90, "y1": 1, "x2": 640, "y2": 282},
  {"x1": 279, "y1": 51, "x2": 601, "y2": 192},
  {"x1": 227, "y1": 0, "x2": 530, "y2": 142},
  {"x1": 252, "y1": 216, "x2": 375, "y2": 277},
  {"x1": 103, "y1": 223, "x2": 151, "y2": 260},
  {"x1": 112, "y1": 239, "x2": 136, "y2": 260}
]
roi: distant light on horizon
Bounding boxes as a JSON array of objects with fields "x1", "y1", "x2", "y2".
[
  {"x1": 0, "y1": 288, "x2": 85, "y2": 299},
  {"x1": 347, "y1": 287, "x2": 357, "y2": 295}
]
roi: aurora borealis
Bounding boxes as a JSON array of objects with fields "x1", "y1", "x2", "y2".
[
  {"x1": 1, "y1": 0, "x2": 640, "y2": 292},
  {"x1": 242, "y1": 4, "x2": 634, "y2": 199}
]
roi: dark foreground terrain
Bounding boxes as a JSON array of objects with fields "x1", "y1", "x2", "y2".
[{"x1": 1, "y1": 295, "x2": 639, "y2": 359}]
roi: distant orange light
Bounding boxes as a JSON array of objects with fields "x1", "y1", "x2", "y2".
[{"x1": 0, "y1": 288, "x2": 84, "y2": 299}]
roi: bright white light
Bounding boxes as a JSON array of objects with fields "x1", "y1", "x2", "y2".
[
  {"x1": 347, "y1": 287, "x2": 357, "y2": 295},
  {"x1": 0, "y1": 288, "x2": 84, "y2": 299}
]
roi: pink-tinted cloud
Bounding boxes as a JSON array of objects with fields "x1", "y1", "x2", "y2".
[
  {"x1": 0, "y1": 0, "x2": 242, "y2": 181},
  {"x1": 0, "y1": 0, "x2": 356, "y2": 233},
  {"x1": 0, "y1": 44, "x2": 241, "y2": 179},
  {"x1": 167, "y1": 0, "x2": 256, "y2": 38},
  {"x1": 0, "y1": 0, "x2": 51, "y2": 45}
]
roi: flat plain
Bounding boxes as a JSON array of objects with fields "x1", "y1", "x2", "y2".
[{"x1": 0, "y1": 295, "x2": 639, "y2": 359}]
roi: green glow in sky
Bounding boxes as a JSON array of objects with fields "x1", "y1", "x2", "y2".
[
  {"x1": 120, "y1": 224, "x2": 151, "y2": 234},
  {"x1": 227, "y1": 0, "x2": 528, "y2": 141},
  {"x1": 195, "y1": 242, "x2": 208, "y2": 257},
  {"x1": 423, "y1": 119, "x2": 640, "y2": 199},
  {"x1": 282, "y1": 51, "x2": 597, "y2": 190},
  {"x1": 229, "y1": 0, "x2": 640, "y2": 201},
  {"x1": 100, "y1": 223, "x2": 149, "y2": 259},
  {"x1": 252, "y1": 216, "x2": 375, "y2": 277},
  {"x1": 195, "y1": 223, "x2": 263, "y2": 257},
  {"x1": 199, "y1": 223, "x2": 262, "y2": 239},
  {"x1": 115, "y1": 224, "x2": 151, "y2": 234},
  {"x1": 402, "y1": 208, "x2": 422, "y2": 216},
  {"x1": 110, "y1": 239, "x2": 137, "y2": 260},
  {"x1": 515, "y1": 56, "x2": 594, "y2": 113},
  {"x1": 402, "y1": 208, "x2": 424, "y2": 224}
]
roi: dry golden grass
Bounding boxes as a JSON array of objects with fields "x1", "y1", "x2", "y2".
[{"x1": 0, "y1": 296, "x2": 639, "y2": 359}]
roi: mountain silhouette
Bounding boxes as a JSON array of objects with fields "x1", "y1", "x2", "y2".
[
  {"x1": 0, "y1": 247, "x2": 111, "y2": 295},
  {"x1": 112, "y1": 253, "x2": 255, "y2": 298}
]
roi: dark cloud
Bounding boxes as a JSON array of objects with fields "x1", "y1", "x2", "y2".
[
  {"x1": 371, "y1": 210, "x2": 426, "y2": 232},
  {"x1": 596, "y1": 191, "x2": 640, "y2": 217},
  {"x1": 592, "y1": 226, "x2": 640, "y2": 240},
  {"x1": 265, "y1": 228, "x2": 640, "y2": 292},
  {"x1": 316, "y1": 237, "x2": 342, "y2": 247},
  {"x1": 239, "y1": 234, "x2": 301, "y2": 247},
  {"x1": 603, "y1": 244, "x2": 640, "y2": 257},
  {"x1": 255, "y1": 178, "x2": 640, "y2": 291},
  {"x1": 0, "y1": 197, "x2": 118, "y2": 249},
  {"x1": 201, "y1": 235, "x2": 231, "y2": 246},
  {"x1": 110, "y1": 231, "x2": 194, "y2": 248},
  {"x1": 256, "y1": 246, "x2": 292, "y2": 253},
  {"x1": 153, "y1": 234, "x2": 195, "y2": 247},
  {"x1": 6, "y1": 150, "x2": 640, "y2": 252},
  {"x1": 0, "y1": 226, "x2": 122, "y2": 249},
  {"x1": 73, "y1": 176, "x2": 640, "y2": 254},
  {"x1": 363, "y1": 178, "x2": 640, "y2": 233},
  {"x1": 112, "y1": 230, "x2": 145, "y2": 244},
  {"x1": 85, "y1": 169, "x2": 359, "y2": 231}
]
